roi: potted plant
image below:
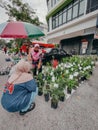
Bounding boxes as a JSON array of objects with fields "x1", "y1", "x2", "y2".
[
  {"x1": 51, "y1": 94, "x2": 59, "y2": 109},
  {"x1": 67, "y1": 79, "x2": 77, "y2": 94},
  {"x1": 36, "y1": 80, "x2": 40, "y2": 87},
  {"x1": 38, "y1": 87, "x2": 43, "y2": 96},
  {"x1": 59, "y1": 91, "x2": 65, "y2": 102},
  {"x1": 44, "y1": 89, "x2": 50, "y2": 102},
  {"x1": 80, "y1": 71, "x2": 90, "y2": 81},
  {"x1": 46, "y1": 84, "x2": 50, "y2": 89},
  {"x1": 67, "y1": 86, "x2": 72, "y2": 94},
  {"x1": 37, "y1": 73, "x2": 44, "y2": 85}
]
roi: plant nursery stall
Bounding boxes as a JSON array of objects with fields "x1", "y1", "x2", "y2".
[{"x1": 36, "y1": 56, "x2": 96, "y2": 109}]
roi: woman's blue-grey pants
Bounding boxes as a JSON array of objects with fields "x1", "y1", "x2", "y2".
[{"x1": 21, "y1": 87, "x2": 38, "y2": 112}]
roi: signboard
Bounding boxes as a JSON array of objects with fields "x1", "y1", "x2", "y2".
[
  {"x1": 94, "y1": 28, "x2": 98, "y2": 39},
  {"x1": 82, "y1": 41, "x2": 88, "y2": 49},
  {"x1": 81, "y1": 40, "x2": 88, "y2": 54},
  {"x1": 94, "y1": 34, "x2": 98, "y2": 39}
]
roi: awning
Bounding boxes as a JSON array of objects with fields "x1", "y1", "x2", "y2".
[{"x1": 32, "y1": 41, "x2": 55, "y2": 48}]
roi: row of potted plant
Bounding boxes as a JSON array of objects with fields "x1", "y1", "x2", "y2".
[{"x1": 36, "y1": 56, "x2": 95, "y2": 109}]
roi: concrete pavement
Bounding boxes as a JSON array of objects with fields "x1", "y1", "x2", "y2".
[{"x1": 0, "y1": 51, "x2": 98, "y2": 130}]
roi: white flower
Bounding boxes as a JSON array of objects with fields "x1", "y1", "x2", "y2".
[
  {"x1": 50, "y1": 72, "x2": 53, "y2": 76},
  {"x1": 63, "y1": 89, "x2": 66, "y2": 94},
  {"x1": 64, "y1": 64, "x2": 67, "y2": 67},
  {"x1": 93, "y1": 66, "x2": 95, "y2": 69},
  {"x1": 42, "y1": 66, "x2": 45, "y2": 69},
  {"x1": 61, "y1": 63, "x2": 64, "y2": 66},
  {"x1": 69, "y1": 75, "x2": 73, "y2": 79},
  {"x1": 73, "y1": 63, "x2": 75, "y2": 65},
  {"x1": 78, "y1": 64, "x2": 80, "y2": 67},
  {"x1": 91, "y1": 61, "x2": 94, "y2": 65},
  {"x1": 58, "y1": 64, "x2": 61, "y2": 67},
  {"x1": 87, "y1": 66, "x2": 91, "y2": 69},
  {"x1": 61, "y1": 67, "x2": 63, "y2": 70},
  {"x1": 64, "y1": 64, "x2": 66, "y2": 68},
  {"x1": 66, "y1": 70, "x2": 69, "y2": 74},
  {"x1": 52, "y1": 76, "x2": 55, "y2": 82},
  {"x1": 70, "y1": 64, "x2": 73, "y2": 67},
  {"x1": 65, "y1": 63, "x2": 71, "y2": 68},
  {"x1": 46, "y1": 68, "x2": 49, "y2": 72},
  {"x1": 42, "y1": 70, "x2": 44, "y2": 74},
  {"x1": 79, "y1": 67, "x2": 82, "y2": 70},
  {"x1": 52, "y1": 68, "x2": 55, "y2": 71},
  {"x1": 83, "y1": 68, "x2": 86, "y2": 71},
  {"x1": 73, "y1": 72, "x2": 79, "y2": 77},
  {"x1": 54, "y1": 84, "x2": 58, "y2": 88},
  {"x1": 66, "y1": 65, "x2": 71, "y2": 68},
  {"x1": 71, "y1": 68, "x2": 74, "y2": 71}
]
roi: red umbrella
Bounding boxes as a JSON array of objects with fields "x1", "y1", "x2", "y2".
[{"x1": 0, "y1": 21, "x2": 44, "y2": 38}]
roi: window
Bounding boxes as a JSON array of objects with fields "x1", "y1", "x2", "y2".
[
  {"x1": 63, "y1": 11, "x2": 67, "y2": 23},
  {"x1": 52, "y1": 17, "x2": 56, "y2": 29},
  {"x1": 47, "y1": 20, "x2": 49, "y2": 32},
  {"x1": 79, "y1": 0, "x2": 85, "y2": 15},
  {"x1": 47, "y1": 0, "x2": 51, "y2": 10},
  {"x1": 67, "y1": 8, "x2": 72, "y2": 21},
  {"x1": 53, "y1": 0, "x2": 56, "y2": 6},
  {"x1": 55, "y1": 16, "x2": 59, "y2": 27},
  {"x1": 51, "y1": 0, "x2": 86, "y2": 31},
  {"x1": 73, "y1": 4, "x2": 78, "y2": 19},
  {"x1": 86, "y1": 0, "x2": 98, "y2": 13},
  {"x1": 59, "y1": 13, "x2": 63, "y2": 25},
  {"x1": 51, "y1": 0, "x2": 53, "y2": 7}
]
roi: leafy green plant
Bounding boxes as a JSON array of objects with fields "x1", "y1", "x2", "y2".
[
  {"x1": 59, "y1": 91, "x2": 65, "y2": 102},
  {"x1": 38, "y1": 87, "x2": 43, "y2": 96},
  {"x1": 51, "y1": 94, "x2": 59, "y2": 109},
  {"x1": 67, "y1": 79, "x2": 78, "y2": 94}
]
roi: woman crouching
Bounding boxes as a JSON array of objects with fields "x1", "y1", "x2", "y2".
[{"x1": 1, "y1": 59, "x2": 38, "y2": 115}]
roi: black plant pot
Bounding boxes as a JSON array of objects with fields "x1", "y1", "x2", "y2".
[
  {"x1": 67, "y1": 88, "x2": 72, "y2": 94},
  {"x1": 51, "y1": 100, "x2": 58, "y2": 109},
  {"x1": 41, "y1": 82, "x2": 44, "y2": 86},
  {"x1": 59, "y1": 96, "x2": 65, "y2": 102},
  {"x1": 81, "y1": 76, "x2": 86, "y2": 81},
  {"x1": 44, "y1": 93, "x2": 50, "y2": 102},
  {"x1": 38, "y1": 89, "x2": 43, "y2": 96},
  {"x1": 89, "y1": 71, "x2": 93, "y2": 75},
  {"x1": 38, "y1": 91, "x2": 43, "y2": 96}
]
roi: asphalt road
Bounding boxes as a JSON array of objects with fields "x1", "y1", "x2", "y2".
[{"x1": 0, "y1": 51, "x2": 98, "y2": 130}]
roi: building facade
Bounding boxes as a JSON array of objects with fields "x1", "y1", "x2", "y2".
[
  {"x1": 46, "y1": 0, "x2": 98, "y2": 54},
  {"x1": 39, "y1": 23, "x2": 48, "y2": 42}
]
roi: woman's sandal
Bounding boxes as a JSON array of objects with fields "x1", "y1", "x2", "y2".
[{"x1": 19, "y1": 103, "x2": 36, "y2": 115}]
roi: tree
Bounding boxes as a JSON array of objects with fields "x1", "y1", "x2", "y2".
[
  {"x1": 1, "y1": 0, "x2": 43, "y2": 47},
  {"x1": 0, "y1": 39, "x2": 7, "y2": 48},
  {"x1": 7, "y1": 40, "x2": 14, "y2": 48},
  {"x1": 1, "y1": 0, "x2": 41, "y2": 26}
]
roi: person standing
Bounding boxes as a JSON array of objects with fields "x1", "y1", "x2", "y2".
[
  {"x1": 4, "y1": 46, "x2": 7, "y2": 54},
  {"x1": 30, "y1": 44, "x2": 42, "y2": 76}
]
